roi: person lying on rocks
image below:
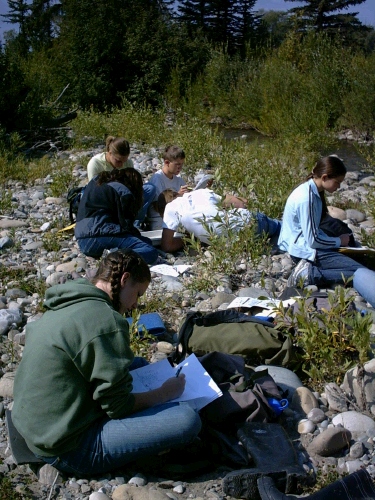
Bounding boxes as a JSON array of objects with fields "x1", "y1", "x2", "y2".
[
  {"x1": 156, "y1": 188, "x2": 281, "y2": 253},
  {"x1": 75, "y1": 167, "x2": 158, "y2": 264},
  {"x1": 278, "y1": 155, "x2": 369, "y2": 289},
  {"x1": 12, "y1": 249, "x2": 201, "y2": 477},
  {"x1": 87, "y1": 136, "x2": 155, "y2": 227}
]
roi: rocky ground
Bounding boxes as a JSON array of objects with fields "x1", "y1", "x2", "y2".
[{"x1": 1, "y1": 144, "x2": 375, "y2": 499}]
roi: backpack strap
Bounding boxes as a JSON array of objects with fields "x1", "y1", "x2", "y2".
[
  {"x1": 197, "y1": 309, "x2": 274, "y2": 328},
  {"x1": 171, "y1": 310, "x2": 276, "y2": 364}
]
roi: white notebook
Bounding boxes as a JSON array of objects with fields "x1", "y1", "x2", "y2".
[{"x1": 130, "y1": 353, "x2": 222, "y2": 411}]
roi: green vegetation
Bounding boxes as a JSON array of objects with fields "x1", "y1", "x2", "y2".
[
  {"x1": 0, "y1": 476, "x2": 31, "y2": 500},
  {"x1": 274, "y1": 287, "x2": 373, "y2": 390}
]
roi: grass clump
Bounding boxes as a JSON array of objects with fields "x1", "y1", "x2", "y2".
[
  {"x1": 274, "y1": 287, "x2": 373, "y2": 391},
  {"x1": 127, "y1": 309, "x2": 157, "y2": 359},
  {"x1": 0, "y1": 476, "x2": 31, "y2": 500}
]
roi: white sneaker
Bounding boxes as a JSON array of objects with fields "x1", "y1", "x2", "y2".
[{"x1": 287, "y1": 259, "x2": 311, "y2": 287}]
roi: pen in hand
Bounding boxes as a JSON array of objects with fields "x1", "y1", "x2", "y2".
[{"x1": 175, "y1": 366, "x2": 183, "y2": 378}]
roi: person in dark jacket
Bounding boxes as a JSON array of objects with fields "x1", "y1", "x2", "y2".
[{"x1": 75, "y1": 168, "x2": 158, "y2": 264}]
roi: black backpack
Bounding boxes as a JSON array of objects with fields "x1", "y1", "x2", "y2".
[{"x1": 67, "y1": 186, "x2": 85, "y2": 223}]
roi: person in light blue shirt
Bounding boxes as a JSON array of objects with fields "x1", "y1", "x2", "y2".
[{"x1": 278, "y1": 155, "x2": 366, "y2": 288}]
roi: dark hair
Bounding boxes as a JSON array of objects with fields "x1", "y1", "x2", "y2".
[
  {"x1": 162, "y1": 145, "x2": 185, "y2": 162},
  {"x1": 91, "y1": 249, "x2": 150, "y2": 312},
  {"x1": 155, "y1": 189, "x2": 179, "y2": 216},
  {"x1": 105, "y1": 136, "x2": 130, "y2": 157},
  {"x1": 96, "y1": 168, "x2": 144, "y2": 215},
  {"x1": 306, "y1": 155, "x2": 347, "y2": 219}
]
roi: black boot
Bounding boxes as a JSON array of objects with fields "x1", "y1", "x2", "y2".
[{"x1": 257, "y1": 468, "x2": 375, "y2": 500}]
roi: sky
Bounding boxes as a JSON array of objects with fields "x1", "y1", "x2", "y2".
[
  {"x1": 0, "y1": 0, "x2": 374, "y2": 41},
  {"x1": 254, "y1": 0, "x2": 375, "y2": 26}
]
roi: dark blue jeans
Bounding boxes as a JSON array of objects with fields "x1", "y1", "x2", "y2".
[
  {"x1": 292, "y1": 249, "x2": 365, "y2": 287},
  {"x1": 77, "y1": 233, "x2": 158, "y2": 264}
]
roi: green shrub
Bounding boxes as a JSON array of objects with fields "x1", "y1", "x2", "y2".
[{"x1": 274, "y1": 287, "x2": 373, "y2": 390}]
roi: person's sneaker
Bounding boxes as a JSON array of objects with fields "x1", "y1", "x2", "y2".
[{"x1": 287, "y1": 259, "x2": 311, "y2": 288}]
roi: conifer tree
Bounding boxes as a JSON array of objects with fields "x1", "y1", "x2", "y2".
[
  {"x1": 287, "y1": 0, "x2": 366, "y2": 33},
  {"x1": 177, "y1": 0, "x2": 211, "y2": 32}
]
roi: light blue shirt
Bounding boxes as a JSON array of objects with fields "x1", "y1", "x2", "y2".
[{"x1": 278, "y1": 179, "x2": 341, "y2": 261}]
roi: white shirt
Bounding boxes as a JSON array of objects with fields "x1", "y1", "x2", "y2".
[{"x1": 163, "y1": 189, "x2": 252, "y2": 244}]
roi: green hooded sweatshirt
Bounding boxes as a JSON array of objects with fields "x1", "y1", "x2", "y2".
[{"x1": 12, "y1": 279, "x2": 135, "y2": 457}]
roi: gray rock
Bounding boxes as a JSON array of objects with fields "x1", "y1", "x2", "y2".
[
  {"x1": 291, "y1": 386, "x2": 319, "y2": 414},
  {"x1": 346, "y1": 209, "x2": 366, "y2": 222},
  {"x1": 113, "y1": 485, "x2": 170, "y2": 500},
  {"x1": 342, "y1": 360, "x2": 375, "y2": 415},
  {"x1": 327, "y1": 206, "x2": 346, "y2": 221},
  {"x1": 297, "y1": 419, "x2": 316, "y2": 434},
  {"x1": 307, "y1": 427, "x2": 352, "y2": 457},
  {"x1": 0, "y1": 237, "x2": 14, "y2": 249},
  {"x1": 89, "y1": 493, "x2": 111, "y2": 500},
  {"x1": 0, "y1": 372, "x2": 15, "y2": 397},
  {"x1": 324, "y1": 382, "x2": 348, "y2": 413},
  {"x1": 345, "y1": 459, "x2": 363, "y2": 474},
  {"x1": 307, "y1": 408, "x2": 326, "y2": 424},
  {"x1": 332, "y1": 411, "x2": 375, "y2": 433},
  {"x1": 5, "y1": 288, "x2": 27, "y2": 300},
  {"x1": 349, "y1": 441, "x2": 365, "y2": 459},
  {"x1": 37, "y1": 464, "x2": 62, "y2": 485},
  {"x1": 211, "y1": 292, "x2": 235, "y2": 308}
]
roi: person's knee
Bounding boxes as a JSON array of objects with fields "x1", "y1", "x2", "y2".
[
  {"x1": 354, "y1": 268, "x2": 375, "y2": 308},
  {"x1": 143, "y1": 184, "x2": 156, "y2": 201},
  {"x1": 141, "y1": 246, "x2": 158, "y2": 265},
  {"x1": 178, "y1": 407, "x2": 202, "y2": 441}
]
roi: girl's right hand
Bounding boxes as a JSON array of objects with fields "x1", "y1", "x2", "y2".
[
  {"x1": 340, "y1": 234, "x2": 351, "y2": 247},
  {"x1": 160, "y1": 374, "x2": 186, "y2": 401}
]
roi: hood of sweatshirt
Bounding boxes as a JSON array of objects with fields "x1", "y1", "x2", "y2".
[{"x1": 44, "y1": 278, "x2": 112, "y2": 311}]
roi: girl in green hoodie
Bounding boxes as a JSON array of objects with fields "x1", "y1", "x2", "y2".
[{"x1": 12, "y1": 249, "x2": 201, "y2": 476}]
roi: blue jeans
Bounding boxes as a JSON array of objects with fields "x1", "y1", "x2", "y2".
[
  {"x1": 354, "y1": 268, "x2": 375, "y2": 308},
  {"x1": 36, "y1": 356, "x2": 202, "y2": 476},
  {"x1": 77, "y1": 234, "x2": 158, "y2": 264},
  {"x1": 38, "y1": 403, "x2": 201, "y2": 476},
  {"x1": 255, "y1": 213, "x2": 281, "y2": 239},
  {"x1": 293, "y1": 249, "x2": 365, "y2": 287},
  {"x1": 135, "y1": 183, "x2": 156, "y2": 226}
]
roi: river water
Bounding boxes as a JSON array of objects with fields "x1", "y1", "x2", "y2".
[{"x1": 216, "y1": 126, "x2": 370, "y2": 173}]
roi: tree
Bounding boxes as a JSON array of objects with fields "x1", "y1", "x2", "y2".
[
  {"x1": 1, "y1": 0, "x2": 31, "y2": 54},
  {"x1": 232, "y1": 0, "x2": 262, "y2": 53},
  {"x1": 26, "y1": 0, "x2": 62, "y2": 49},
  {"x1": 286, "y1": 0, "x2": 368, "y2": 36},
  {"x1": 177, "y1": 0, "x2": 211, "y2": 33},
  {"x1": 257, "y1": 9, "x2": 294, "y2": 47}
]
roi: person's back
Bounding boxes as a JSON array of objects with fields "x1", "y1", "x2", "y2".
[
  {"x1": 163, "y1": 189, "x2": 222, "y2": 244},
  {"x1": 12, "y1": 278, "x2": 135, "y2": 457},
  {"x1": 75, "y1": 168, "x2": 158, "y2": 264}
]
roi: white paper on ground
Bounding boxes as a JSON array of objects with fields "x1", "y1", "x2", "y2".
[{"x1": 149, "y1": 264, "x2": 191, "y2": 276}]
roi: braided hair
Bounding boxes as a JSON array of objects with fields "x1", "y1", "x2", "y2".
[{"x1": 91, "y1": 249, "x2": 150, "y2": 312}]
